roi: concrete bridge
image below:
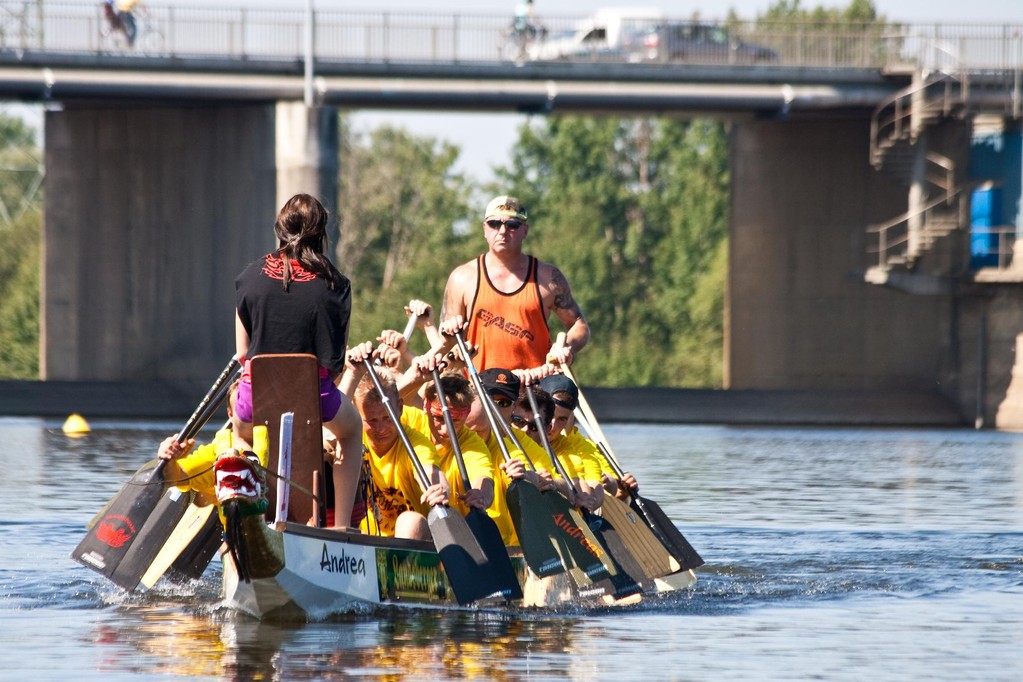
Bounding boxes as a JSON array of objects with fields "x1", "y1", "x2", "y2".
[{"x1": 3, "y1": 2, "x2": 1023, "y2": 426}]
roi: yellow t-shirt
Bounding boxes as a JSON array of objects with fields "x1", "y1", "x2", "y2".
[
  {"x1": 173, "y1": 425, "x2": 269, "y2": 498},
  {"x1": 480, "y1": 429, "x2": 520, "y2": 546},
  {"x1": 403, "y1": 405, "x2": 495, "y2": 517},
  {"x1": 549, "y1": 428, "x2": 603, "y2": 483},
  {"x1": 360, "y1": 426, "x2": 437, "y2": 536}
]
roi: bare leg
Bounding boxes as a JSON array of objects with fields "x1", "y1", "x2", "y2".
[
  {"x1": 326, "y1": 396, "x2": 363, "y2": 529},
  {"x1": 394, "y1": 511, "x2": 431, "y2": 541}
]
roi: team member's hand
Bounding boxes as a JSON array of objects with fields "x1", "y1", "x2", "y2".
[
  {"x1": 421, "y1": 482, "x2": 449, "y2": 507},
  {"x1": 460, "y1": 487, "x2": 490, "y2": 511},
  {"x1": 345, "y1": 341, "x2": 375, "y2": 370},
  {"x1": 158, "y1": 435, "x2": 194, "y2": 461},
  {"x1": 406, "y1": 299, "x2": 434, "y2": 327},
  {"x1": 439, "y1": 315, "x2": 468, "y2": 337}
]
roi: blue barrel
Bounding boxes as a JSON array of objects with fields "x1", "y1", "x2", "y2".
[{"x1": 970, "y1": 186, "x2": 1002, "y2": 268}]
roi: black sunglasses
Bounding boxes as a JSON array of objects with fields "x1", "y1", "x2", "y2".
[
  {"x1": 492, "y1": 398, "x2": 513, "y2": 409},
  {"x1": 485, "y1": 219, "x2": 523, "y2": 230},
  {"x1": 510, "y1": 414, "x2": 539, "y2": 433}
]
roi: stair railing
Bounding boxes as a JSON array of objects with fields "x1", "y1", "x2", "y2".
[{"x1": 867, "y1": 182, "x2": 966, "y2": 269}]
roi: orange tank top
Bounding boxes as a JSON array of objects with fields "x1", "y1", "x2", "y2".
[{"x1": 467, "y1": 255, "x2": 551, "y2": 371}]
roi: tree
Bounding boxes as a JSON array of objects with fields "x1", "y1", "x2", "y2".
[
  {"x1": 752, "y1": 0, "x2": 897, "y2": 68},
  {"x1": 494, "y1": 115, "x2": 729, "y2": 387},
  {"x1": 0, "y1": 113, "x2": 42, "y2": 379},
  {"x1": 337, "y1": 117, "x2": 478, "y2": 350}
]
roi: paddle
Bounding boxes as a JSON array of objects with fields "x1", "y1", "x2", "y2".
[
  {"x1": 523, "y1": 382, "x2": 643, "y2": 599},
  {"x1": 429, "y1": 366, "x2": 522, "y2": 600},
  {"x1": 71, "y1": 356, "x2": 241, "y2": 590},
  {"x1": 557, "y1": 359, "x2": 705, "y2": 571},
  {"x1": 139, "y1": 500, "x2": 217, "y2": 588},
  {"x1": 361, "y1": 358, "x2": 510, "y2": 605},
  {"x1": 453, "y1": 331, "x2": 579, "y2": 579}
]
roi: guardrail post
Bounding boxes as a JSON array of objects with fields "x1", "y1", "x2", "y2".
[{"x1": 452, "y1": 14, "x2": 458, "y2": 62}]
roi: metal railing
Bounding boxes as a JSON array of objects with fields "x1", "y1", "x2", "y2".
[
  {"x1": 0, "y1": 2, "x2": 1020, "y2": 72},
  {"x1": 970, "y1": 225, "x2": 1018, "y2": 270},
  {"x1": 867, "y1": 174, "x2": 968, "y2": 269}
]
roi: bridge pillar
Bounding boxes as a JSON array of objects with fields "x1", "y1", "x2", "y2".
[
  {"x1": 42, "y1": 104, "x2": 278, "y2": 382},
  {"x1": 728, "y1": 116, "x2": 956, "y2": 397},
  {"x1": 275, "y1": 102, "x2": 339, "y2": 225}
]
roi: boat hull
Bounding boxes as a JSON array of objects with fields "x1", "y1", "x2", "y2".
[
  {"x1": 222, "y1": 523, "x2": 473, "y2": 618},
  {"x1": 221, "y1": 521, "x2": 697, "y2": 618}
]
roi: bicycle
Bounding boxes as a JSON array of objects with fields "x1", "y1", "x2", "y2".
[
  {"x1": 499, "y1": 19, "x2": 546, "y2": 65},
  {"x1": 99, "y1": 3, "x2": 164, "y2": 55}
]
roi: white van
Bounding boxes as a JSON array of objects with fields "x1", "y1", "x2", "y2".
[{"x1": 527, "y1": 6, "x2": 663, "y2": 61}]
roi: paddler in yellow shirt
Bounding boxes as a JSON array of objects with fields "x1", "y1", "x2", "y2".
[
  {"x1": 402, "y1": 366, "x2": 497, "y2": 520},
  {"x1": 340, "y1": 344, "x2": 450, "y2": 540},
  {"x1": 157, "y1": 379, "x2": 269, "y2": 524},
  {"x1": 463, "y1": 367, "x2": 556, "y2": 546}
]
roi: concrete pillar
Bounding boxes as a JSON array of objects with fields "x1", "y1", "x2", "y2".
[
  {"x1": 42, "y1": 105, "x2": 277, "y2": 382},
  {"x1": 994, "y1": 332, "x2": 1023, "y2": 429},
  {"x1": 728, "y1": 116, "x2": 953, "y2": 392},
  {"x1": 275, "y1": 102, "x2": 339, "y2": 228}
]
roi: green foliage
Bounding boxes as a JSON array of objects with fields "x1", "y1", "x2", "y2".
[
  {"x1": 494, "y1": 115, "x2": 729, "y2": 387},
  {"x1": 0, "y1": 112, "x2": 41, "y2": 379},
  {"x1": 753, "y1": 0, "x2": 899, "y2": 66},
  {"x1": 0, "y1": 208, "x2": 40, "y2": 379},
  {"x1": 337, "y1": 118, "x2": 478, "y2": 352},
  {"x1": 0, "y1": 108, "x2": 731, "y2": 386}
]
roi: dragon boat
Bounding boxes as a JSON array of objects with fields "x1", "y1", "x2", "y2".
[
  {"x1": 71, "y1": 353, "x2": 698, "y2": 618},
  {"x1": 211, "y1": 354, "x2": 698, "y2": 619}
]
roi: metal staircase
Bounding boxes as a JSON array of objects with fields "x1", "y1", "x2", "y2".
[{"x1": 866, "y1": 67, "x2": 970, "y2": 285}]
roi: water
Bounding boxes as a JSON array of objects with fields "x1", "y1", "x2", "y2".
[{"x1": 2, "y1": 417, "x2": 1022, "y2": 681}]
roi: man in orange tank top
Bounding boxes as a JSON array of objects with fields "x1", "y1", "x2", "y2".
[{"x1": 440, "y1": 195, "x2": 590, "y2": 373}]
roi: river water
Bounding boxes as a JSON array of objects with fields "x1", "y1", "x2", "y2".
[{"x1": 1, "y1": 417, "x2": 1021, "y2": 681}]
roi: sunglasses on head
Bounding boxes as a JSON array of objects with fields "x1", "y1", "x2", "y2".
[
  {"x1": 510, "y1": 414, "x2": 539, "y2": 433},
  {"x1": 485, "y1": 219, "x2": 523, "y2": 230}
]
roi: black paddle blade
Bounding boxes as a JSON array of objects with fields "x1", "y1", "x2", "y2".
[
  {"x1": 71, "y1": 461, "x2": 183, "y2": 589},
  {"x1": 632, "y1": 495, "x2": 705, "y2": 571},
  {"x1": 465, "y1": 508, "x2": 523, "y2": 601},
  {"x1": 166, "y1": 508, "x2": 224, "y2": 582},
  {"x1": 108, "y1": 486, "x2": 192, "y2": 590},
  {"x1": 428, "y1": 505, "x2": 510, "y2": 605},
  {"x1": 539, "y1": 491, "x2": 615, "y2": 583},
  {"x1": 506, "y1": 480, "x2": 569, "y2": 577}
]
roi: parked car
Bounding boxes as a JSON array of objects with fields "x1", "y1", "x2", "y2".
[{"x1": 626, "y1": 22, "x2": 779, "y2": 64}]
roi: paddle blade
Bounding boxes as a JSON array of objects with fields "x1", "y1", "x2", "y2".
[
  {"x1": 140, "y1": 502, "x2": 222, "y2": 588},
  {"x1": 506, "y1": 480, "x2": 569, "y2": 577},
  {"x1": 632, "y1": 495, "x2": 705, "y2": 571},
  {"x1": 539, "y1": 491, "x2": 615, "y2": 583},
  {"x1": 599, "y1": 494, "x2": 678, "y2": 580},
  {"x1": 167, "y1": 507, "x2": 224, "y2": 581},
  {"x1": 107, "y1": 486, "x2": 191, "y2": 590},
  {"x1": 427, "y1": 505, "x2": 510, "y2": 605},
  {"x1": 465, "y1": 508, "x2": 523, "y2": 601},
  {"x1": 71, "y1": 461, "x2": 182, "y2": 589},
  {"x1": 583, "y1": 512, "x2": 644, "y2": 598}
]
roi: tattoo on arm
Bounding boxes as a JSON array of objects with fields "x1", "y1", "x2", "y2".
[{"x1": 551, "y1": 268, "x2": 581, "y2": 316}]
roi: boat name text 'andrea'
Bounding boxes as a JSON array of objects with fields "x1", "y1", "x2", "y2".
[{"x1": 319, "y1": 543, "x2": 368, "y2": 576}]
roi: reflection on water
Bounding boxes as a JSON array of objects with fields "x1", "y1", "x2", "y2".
[{"x1": 2, "y1": 419, "x2": 1022, "y2": 680}]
